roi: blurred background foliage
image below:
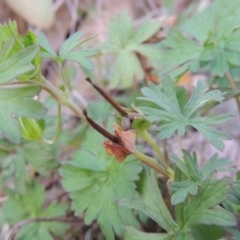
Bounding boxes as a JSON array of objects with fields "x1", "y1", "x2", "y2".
[{"x1": 1, "y1": 0, "x2": 240, "y2": 239}]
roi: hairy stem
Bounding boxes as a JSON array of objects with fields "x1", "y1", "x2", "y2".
[
  {"x1": 141, "y1": 131, "x2": 166, "y2": 166},
  {"x1": 43, "y1": 103, "x2": 62, "y2": 144},
  {"x1": 134, "y1": 150, "x2": 171, "y2": 178},
  {"x1": 2, "y1": 77, "x2": 174, "y2": 176},
  {"x1": 34, "y1": 76, "x2": 87, "y2": 122},
  {"x1": 58, "y1": 63, "x2": 71, "y2": 98}
]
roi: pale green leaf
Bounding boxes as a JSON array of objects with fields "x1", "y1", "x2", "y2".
[
  {"x1": 0, "y1": 45, "x2": 38, "y2": 83},
  {"x1": 160, "y1": 0, "x2": 240, "y2": 76},
  {"x1": 59, "y1": 31, "x2": 84, "y2": 57},
  {"x1": 37, "y1": 32, "x2": 57, "y2": 59},
  {"x1": 130, "y1": 19, "x2": 161, "y2": 44},
  {"x1": 65, "y1": 50, "x2": 99, "y2": 70},
  {"x1": 0, "y1": 86, "x2": 46, "y2": 143},
  {"x1": 139, "y1": 76, "x2": 232, "y2": 150},
  {"x1": 111, "y1": 51, "x2": 144, "y2": 88},
  {"x1": 102, "y1": 12, "x2": 161, "y2": 88},
  {"x1": 0, "y1": 37, "x2": 15, "y2": 61}
]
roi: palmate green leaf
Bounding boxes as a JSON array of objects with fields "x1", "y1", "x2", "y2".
[
  {"x1": 160, "y1": 0, "x2": 240, "y2": 77},
  {"x1": 102, "y1": 12, "x2": 161, "y2": 88},
  {"x1": 59, "y1": 32, "x2": 100, "y2": 70},
  {"x1": 38, "y1": 31, "x2": 99, "y2": 70},
  {"x1": 0, "y1": 45, "x2": 39, "y2": 83},
  {"x1": 169, "y1": 151, "x2": 234, "y2": 205},
  {"x1": 60, "y1": 128, "x2": 142, "y2": 240},
  {"x1": 139, "y1": 76, "x2": 232, "y2": 150},
  {"x1": 0, "y1": 86, "x2": 46, "y2": 143},
  {"x1": 2, "y1": 181, "x2": 68, "y2": 240}
]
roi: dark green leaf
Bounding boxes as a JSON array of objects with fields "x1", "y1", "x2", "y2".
[
  {"x1": 183, "y1": 178, "x2": 236, "y2": 227},
  {"x1": 191, "y1": 224, "x2": 224, "y2": 240},
  {"x1": 60, "y1": 128, "x2": 142, "y2": 239},
  {"x1": 119, "y1": 169, "x2": 178, "y2": 233},
  {"x1": 187, "y1": 207, "x2": 237, "y2": 227}
]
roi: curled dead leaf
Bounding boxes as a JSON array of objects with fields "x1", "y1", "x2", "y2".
[{"x1": 104, "y1": 129, "x2": 136, "y2": 162}]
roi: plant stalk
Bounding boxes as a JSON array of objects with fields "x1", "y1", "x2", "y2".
[
  {"x1": 134, "y1": 150, "x2": 171, "y2": 178},
  {"x1": 58, "y1": 63, "x2": 71, "y2": 98},
  {"x1": 3, "y1": 77, "x2": 174, "y2": 176},
  {"x1": 43, "y1": 103, "x2": 62, "y2": 144},
  {"x1": 140, "y1": 130, "x2": 166, "y2": 166}
]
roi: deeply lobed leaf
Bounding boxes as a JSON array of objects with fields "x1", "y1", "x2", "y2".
[
  {"x1": 102, "y1": 12, "x2": 161, "y2": 88},
  {"x1": 139, "y1": 76, "x2": 232, "y2": 150},
  {"x1": 60, "y1": 128, "x2": 142, "y2": 239}
]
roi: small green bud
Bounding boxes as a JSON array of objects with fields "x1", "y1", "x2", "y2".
[{"x1": 18, "y1": 117, "x2": 46, "y2": 140}]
